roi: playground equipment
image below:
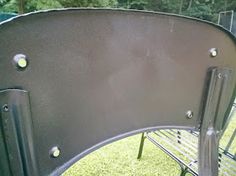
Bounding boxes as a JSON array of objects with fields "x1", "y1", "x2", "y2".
[{"x1": 0, "y1": 9, "x2": 236, "y2": 176}]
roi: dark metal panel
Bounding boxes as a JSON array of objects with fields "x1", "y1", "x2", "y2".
[{"x1": 0, "y1": 9, "x2": 236, "y2": 175}]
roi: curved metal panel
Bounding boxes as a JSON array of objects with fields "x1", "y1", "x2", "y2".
[{"x1": 0, "y1": 9, "x2": 236, "y2": 175}]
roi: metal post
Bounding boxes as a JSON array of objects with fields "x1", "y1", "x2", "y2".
[
  {"x1": 199, "y1": 68, "x2": 236, "y2": 176},
  {"x1": 180, "y1": 167, "x2": 188, "y2": 176},
  {"x1": 224, "y1": 129, "x2": 236, "y2": 153},
  {"x1": 177, "y1": 131, "x2": 181, "y2": 144},
  {"x1": 137, "y1": 133, "x2": 146, "y2": 159},
  {"x1": 230, "y1": 10, "x2": 234, "y2": 32},
  {"x1": 0, "y1": 89, "x2": 39, "y2": 176}
]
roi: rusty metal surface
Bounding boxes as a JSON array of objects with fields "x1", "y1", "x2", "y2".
[{"x1": 0, "y1": 9, "x2": 236, "y2": 175}]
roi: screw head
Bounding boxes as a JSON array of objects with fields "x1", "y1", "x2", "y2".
[
  {"x1": 209, "y1": 48, "x2": 218, "y2": 57},
  {"x1": 186, "y1": 110, "x2": 193, "y2": 119},
  {"x1": 218, "y1": 73, "x2": 222, "y2": 79},
  {"x1": 50, "y1": 146, "x2": 61, "y2": 158},
  {"x1": 2, "y1": 104, "x2": 9, "y2": 112},
  {"x1": 13, "y1": 54, "x2": 28, "y2": 70},
  {"x1": 18, "y1": 58, "x2": 27, "y2": 68}
]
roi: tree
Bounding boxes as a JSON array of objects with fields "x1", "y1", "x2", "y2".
[
  {"x1": 58, "y1": 0, "x2": 117, "y2": 8},
  {"x1": 0, "y1": 0, "x2": 18, "y2": 13},
  {"x1": 25, "y1": 0, "x2": 62, "y2": 12},
  {"x1": 184, "y1": 3, "x2": 214, "y2": 21},
  {"x1": 1, "y1": 0, "x2": 236, "y2": 23}
]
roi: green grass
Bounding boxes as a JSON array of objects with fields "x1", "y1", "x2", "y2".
[
  {"x1": 63, "y1": 115, "x2": 236, "y2": 176},
  {"x1": 220, "y1": 114, "x2": 236, "y2": 153},
  {"x1": 63, "y1": 135, "x2": 180, "y2": 176}
]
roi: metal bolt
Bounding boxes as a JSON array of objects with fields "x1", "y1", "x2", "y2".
[
  {"x1": 50, "y1": 146, "x2": 61, "y2": 158},
  {"x1": 2, "y1": 104, "x2": 9, "y2": 112},
  {"x1": 13, "y1": 54, "x2": 28, "y2": 70},
  {"x1": 186, "y1": 110, "x2": 193, "y2": 119},
  {"x1": 209, "y1": 48, "x2": 218, "y2": 57},
  {"x1": 218, "y1": 73, "x2": 222, "y2": 79}
]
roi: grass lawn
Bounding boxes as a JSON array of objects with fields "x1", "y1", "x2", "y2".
[{"x1": 63, "y1": 115, "x2": 236, "y2": 176}]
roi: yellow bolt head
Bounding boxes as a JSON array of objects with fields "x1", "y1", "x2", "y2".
[{"x1": 17, "y1": 58, "x2": 27, "y2": 68}]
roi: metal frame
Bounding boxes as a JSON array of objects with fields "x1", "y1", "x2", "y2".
[
  {"x1": 138, "y1": 128, "x2": 236, "y2": 176},
  {"x1": 218, "y1": 10, "x2": 234, "y2": 32},
  {"x1": 138, "y1": 131, "x2": 198, "y2": 176}
]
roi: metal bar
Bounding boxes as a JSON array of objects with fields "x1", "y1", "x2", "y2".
[
  {"x1": 146, "y1": 125, "x2": 236, "y2": 176},
  {"x1": 221, "y1": 151, "x2": 235, "y2": 160},
  {"x1": 159, "y1": 130, "x2": 197, "y2": 157},
  {"x1": 145, "y1": 125, "x2": 236, "y2": 175},
  {"x1": 177, "y1": 131, "x2": 181, "y2": 144},
  {"x1": 155, "y1": 127, "x2": 236, "y2": 170},
  {"x1": 170, "y1": 130, "x2": 199, "y2": 148},
  {"x1": 146, "y1": 134, "x2": 198, "y2": 175},
  {"x1": 220, "y1": 155, "x2": 236, "y2": 169},
  {"x1": 137, "y1": 133, "x2": 146, "y2": 159},
  {"x1": 219, "y1": 157, "x2": 236, "y2": 173},
  {"x1": 166, "y1": 130, "x2": 198, "y2": 152},
  {"x1": 230, "y1": 10, "x2": 234, "y2": 32},
  {"x1": 218, "y1": 149, "x2": 236, "y2": 173},
  {"x1": 199, "y1": 68, "x2": 236, "y2": 176},
  {"x1": 222, "y1": 103, "x2": 236, "y2": 133},
  {"x1": 180, "y1": 167, "x2": 188, "y2": 176},
  {"x1": 153, "y1": 131, "x2": 197, "y2": 162},
  {"x1": 158, "y1": 130, "x2": 196, "y2": 156},
  {"x1": 224, "y1": 129, "x2": 236, "y2": 153}
]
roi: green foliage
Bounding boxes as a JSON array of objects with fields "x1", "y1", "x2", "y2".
[
  {"x1": 129, "y1": 0, "x2": 147, "y2": 10},
  {"x1": 183, "y1": 2, "x2": 214, "y2": 21},
  {"x1": 58, "y1": 0, "x2": 117, "y2": 8},
  {"x1": 117, "y1": 0, "x2": 147, "y2": 10},
  {"x1": 27, "y1": 0, "x2": 62, "y2": 10},
  {"x1": 0, "y1": 0, "x2": 18, "y2": 13},
  {"x1": 1, "y1": 0, "x2": 236, "y2": 22}
]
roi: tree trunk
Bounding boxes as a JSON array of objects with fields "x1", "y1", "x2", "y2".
[
  {"x1": 188, "y1": 0, "x2": 193, "y2": 10},
  {"x1": 19, "y1": 0, "x2": 24, "y2": 14},
  {"x1": 224, "y1": 0, "x2": 228, "y2": 11},
  {"x1": 179, "y1": 0, "x2": 184, "y2": 14}
]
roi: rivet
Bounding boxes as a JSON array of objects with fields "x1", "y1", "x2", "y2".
[
  {"x1": 186, "y1": 110, "x2": 193, "y2": 119},
  {"x1": 209, "y1": 48, "x2": 218, "y2": 57},
  {"x1": 2, "y1": 104, "x2": 9, "y2": 112},
  {"x1": 50, "y1": 146, "x2": 61, "y2": 158},
  {"x1": 13, "y1": 54, "x2": 28, "y2": 70}
]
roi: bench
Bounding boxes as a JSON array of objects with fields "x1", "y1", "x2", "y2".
[{"x1": 137, "y1": 104, "x2": 236, "y2": 176}]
